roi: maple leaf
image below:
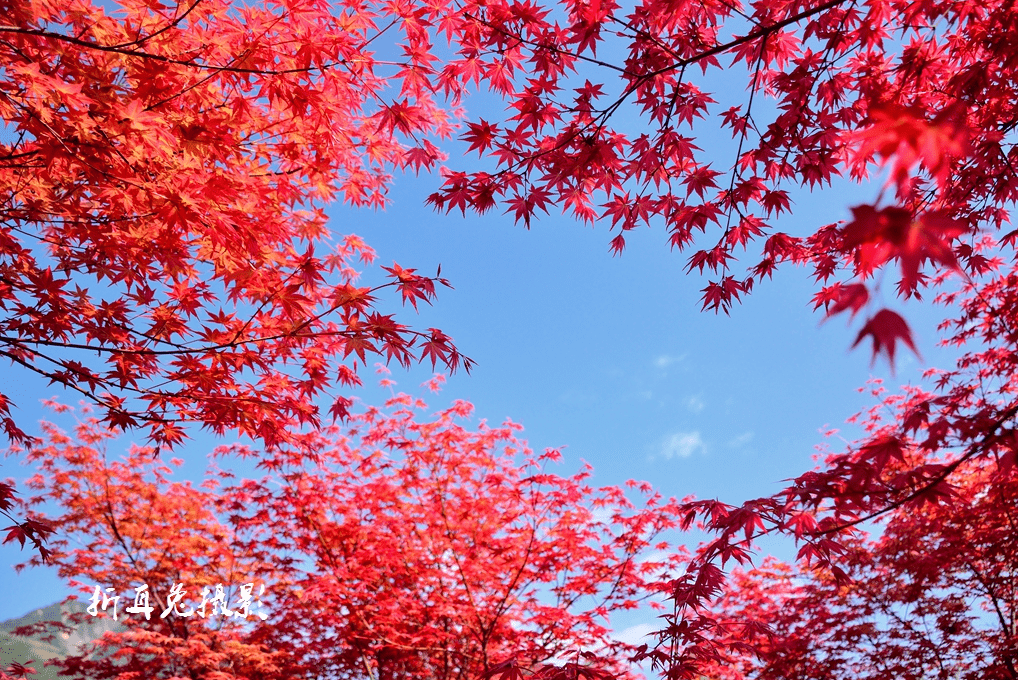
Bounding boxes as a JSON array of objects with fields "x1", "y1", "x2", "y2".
[
  {"x1": 0, "y1": 481, "x2": 17, "y2": 513},
  {"x1": 484, "y1": 658, "x2": 527, "y2": 680},
  {"x1": 3, "y1": 661, "x2": 36, "y2": 679},
  {"x1": 820, "y1": 282, "x2": 869, "y2": 321},
  {"x1": 463, "y1": 120, "x2": 500, "y2": 155},
  {"x1": 858, "y1": 435, "x2": 905, "y2": 474},
  {"x1": 535, "y1": 663, "x2": 615, "y2": 680},
  {"x1": 2, "y1": 524, "x2": 28, "y2": 548},
  {"x1": 851, "y1": 308, "x2": 920, "y2": 370},
  {"x1": 852, "y1": 101, "x2": 970, "y2": 191},
  {"x1": 383, "y1": 263, "x2": 437, "y2": 310},
  {"x1": 841, "y1": 205, "x2": 966, "y2": 293},
  {"x1": 840, "y1": 204, "x2": 912, "y2": 273},
  {"x1": 328, "y1": 395, "x2": 353, "y2": 422},
  {"x1": 903, "y1": 210, "x2": 967, "y2": 275},
  {"x1": 377, "y1": 99, "x2": 425, "y2": 135}
]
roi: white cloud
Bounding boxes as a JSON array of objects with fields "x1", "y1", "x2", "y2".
[
  {"x1": 590, "y1": 506, "x2": 615, "y2": 525},
  {"x1": 660, "y1": 431, "x2": 704, "y2": 459},
  {"x1": 635, "y1": 550, "x2": 681, "y2": 580},
  {"x1": 728, "y1": 431, "x2": 754, "y2": 448},
  {"x1": 684, "y1": 395, "x2": 705, "y2": 413},
  {"x1": 612, "y1": 623, "x2": 657, "y2": 646},
  {"x1": 654, "y1": 353, "x2": 686, "y2": 369}
]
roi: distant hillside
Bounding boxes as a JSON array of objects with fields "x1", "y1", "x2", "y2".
[{"x1": 0, "y1": 600, "x2": 121, "y2": 680}]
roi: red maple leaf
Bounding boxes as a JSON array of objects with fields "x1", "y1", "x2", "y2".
[
  {"x1": 851, "y1": 308, "x2": 920, "y2": 370},
  {"x1": 841, "y1": 205, "x2": 966, "y2": 293},
  {"x1": 484, "y1": 658, "x2": 527, "y2": 680},
  {"x1": 820, "y1": 282, "x2": 870, "y2": 321}
]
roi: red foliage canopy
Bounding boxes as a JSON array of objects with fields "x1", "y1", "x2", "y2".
[
  {"x1": 0, "y1": 0, "x2": 473, "y2": 559},
  {"x1": 9, "y1": 395, "x2": 685, "y2": 680},
  {"x1": 0, "y1": 0, "x2": 470, "y2": 450},
  {"x1": 5, "y1": 0, "x2": 1018, "y2": 679},
  {"x1": 430, "y1": 0, "x2": 1001, "y2": 323},
  {"x1": 420, "y1": 0, "x2": 1018, "y2": 677},
  {"x1": 699, "y1": 446, "x2": 1018, "y2": 680}
]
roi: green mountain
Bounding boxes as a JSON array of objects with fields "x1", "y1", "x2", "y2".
[{"x1": 0, "y1": 600, "x2": 121, "y2": 680}]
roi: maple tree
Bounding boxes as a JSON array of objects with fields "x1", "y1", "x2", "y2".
[
  {"x1": 0, "y1": 0, "x2": 477, "y2": 444},
  {"x1": 401, "y1": 0, "x2": 1018, "y2": 675},
  {"x1": 6, "y1": 392, "x2": 684, "y2": 680},
  {"x1": 428, "y1": 0, "x2": 996, "y2": 320},
  {"x1": 0, "y1": 0, "x2": 474, "y2": 555},
  {"x1": 695, "y1": 450, "x2": 1018, "y2": 680},
  {"x1": 6, "y1": 0, "x2": 1018, "y2": 678},
  {"x1": 416, "y1": 0, "x2": 1018, "y2": 678}
]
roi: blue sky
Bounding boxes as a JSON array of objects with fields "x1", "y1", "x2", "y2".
[
  {"x1": 0, "y1": 156, "x2": 959, "y2": 625},
  {"x1": 0, "y1": 18, "x2": 962, "y2": 636}
]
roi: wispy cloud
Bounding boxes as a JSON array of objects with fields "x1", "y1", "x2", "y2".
[
  {"x1": 659, "y1": 431, "x2": 704, "y2": 460},
  {"x1": 728, "y1": 431, "x2": 754, "y2": 448},
  {"x1": 684, "y1": 395, "x2": 705, "y2": 413},
  {"x1": 654, "y1": 353, "x2": 686, "y2": 370},
  {"x1": 557, "y1": 389, "x2": 599, "y2": 405},
  {"x1": 612, "y1": 623, "x2": 656, "y2": 646},
  {"x1": 636, "y1": 550, "x2": 681, "y2": 580}
]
